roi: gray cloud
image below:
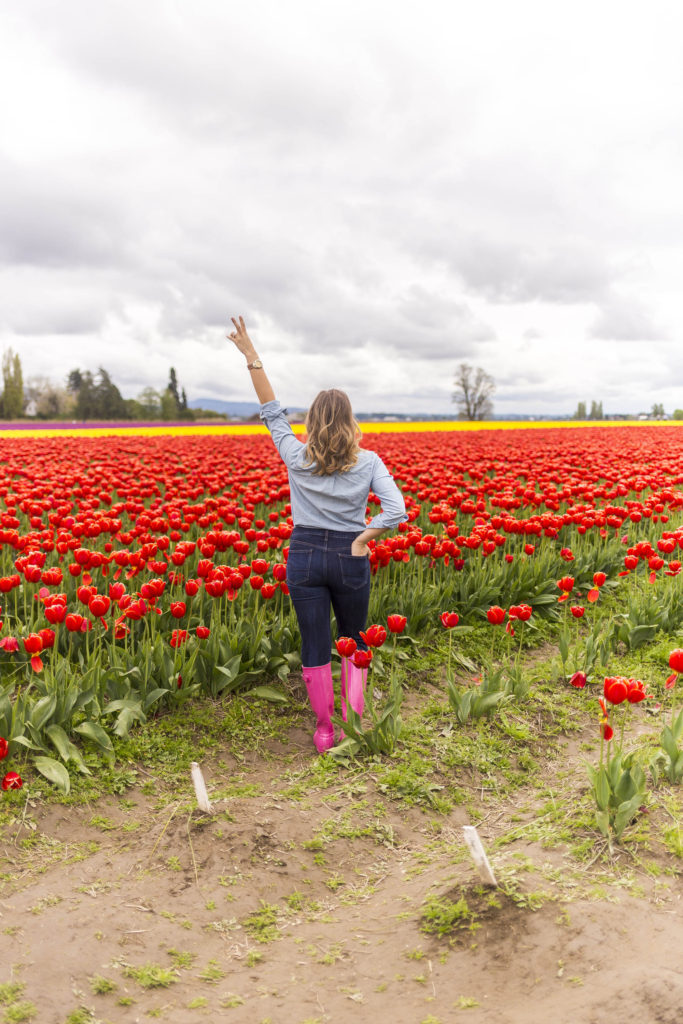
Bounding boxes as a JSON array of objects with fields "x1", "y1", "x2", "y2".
[
  {"x1": 2, "y1": 1, "x2": 683, "y2": 416},
  {"x1": 589, "y1": 293, "x2": 667, "y2": 342}
]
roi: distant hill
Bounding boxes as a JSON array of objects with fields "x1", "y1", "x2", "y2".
[{"x1": 190, "y1": 398, "x2": 261, "y2": 417}]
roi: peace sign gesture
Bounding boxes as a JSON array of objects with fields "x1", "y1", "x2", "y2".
[{"x1": 227, "y1": 316, "x2": 256, "y2": 360}]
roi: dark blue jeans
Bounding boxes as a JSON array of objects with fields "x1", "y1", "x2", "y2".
[{"x1": 286, "y1": 526, "x2": 370, "y2": 667}]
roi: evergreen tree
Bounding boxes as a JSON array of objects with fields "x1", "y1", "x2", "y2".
[
  {"x1": 67, "y1": 367, "x2": 129, "y2": 420},
  {"x1": 168, "y1": 367, "x2": 180, "y2": 413},
  {"x1": 575, "y1": 401, "x2": 587, "y2": 420},
  {"x1": 1, "y1": 348, "x2": 24, "y2": 419},
  {"x1": 94, "y1": 368, "x2": 128, "y2": 419},
  {"x1": 160, "y1": 388, "x2": 177, "y2": 420}
]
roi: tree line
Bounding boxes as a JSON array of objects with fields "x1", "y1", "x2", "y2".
[
  {"x1": 573, "y1": 400, "x2": 679, "y2": 420},
  {"x1": 0, "y1": 348, "x2": 221, "y2": 421}
]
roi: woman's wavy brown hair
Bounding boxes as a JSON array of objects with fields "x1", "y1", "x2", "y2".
[{"x1": 303, "y1": 389, "x2": 361, "y2": 475}]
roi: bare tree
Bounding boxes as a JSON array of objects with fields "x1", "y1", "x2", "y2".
[
  {"x1": 25, "y1": 376, "x2": 75, "y2": 419},
  {"x1": 452, "y1": 363, "x2": 495, "y2": 420}
]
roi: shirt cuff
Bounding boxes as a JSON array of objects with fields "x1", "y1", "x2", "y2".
[{"x1": 259, "y1": 399, "x2": 284, "y2": 422}]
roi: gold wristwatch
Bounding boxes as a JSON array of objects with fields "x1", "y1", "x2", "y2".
[{"x1": 247, "y1": 358, "x2": 263, "y2": 371}]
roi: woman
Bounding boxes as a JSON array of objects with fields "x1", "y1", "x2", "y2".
[{"x1": 228, "y1": 316, "x2": 407, "y2": 753}]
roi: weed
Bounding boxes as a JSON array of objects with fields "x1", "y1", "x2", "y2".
[
  {"x1": 89, "y1": 815, "x2": 117, "y2": 831},
  {"x1": 284, "y1": 890, "x2": 305, "y2": 911},
  {"x1": 245, "y1": 951, "x2": 263, "y2": 967},
  {"x1": 243, "y1": 903, "x2": 282, "y2": 943},
  {"x1": 3, "y1": 1003, "x2": 37, "y2": 1023},
  {"x1": 188, "y1": 997, "x2": 209, "y2": 1008},
  {"x1": 197, "y1": 961, "x2": 225, "y2": 983},
  {"x1": 29, "y1": 894, "x2": 62, "y2": 914},
  {"x1": 123, "y1": 962, "x2": 178, "y2": 989},
  {"x1": 420, "y1": 894, "x2": 479, "y2": 938},
  {"x1": 88, "y1": 974, "x2": 117, "y2": 994},
  {"x1": 455, "y1": 996, "x2": 480, "y2": 1009},
  {"x1": 324, "y1": 873, "x2": 345, "y2": 892},
  {"x1": 220, "y1": 994, "x2": 245, "y2": 1008},
  {"x1": 0, "y1": 983, "x2": 25, "y2": 1006},
  {"x1": 63, "y1": 1010, "x2": 96, "y2": 1024},
  {"x1": 166, "y1": 949, "x2": 196, "y2": 969},
  {"x1": 663, "y1": 824, "x2": 683, "y2": 858}
]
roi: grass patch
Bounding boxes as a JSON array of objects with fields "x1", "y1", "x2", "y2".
[
  {"x1": 243, "y1": 902, "x2": 282, "y2": 943},
  {"x1": 123, "y1": 962, "x2": 178, "y2": 989}
]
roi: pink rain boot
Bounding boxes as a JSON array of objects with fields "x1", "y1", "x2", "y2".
[
  {"x1": 302, "y1": 663, "x2": 335, "y2": 753},
  {"x1": 340, "y1": 657, "x2": 367, "y2": 734}
]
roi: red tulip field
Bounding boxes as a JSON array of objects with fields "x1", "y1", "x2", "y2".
[{"x1": 1, "y1": 421, "x2": 682, "y2": 1023}]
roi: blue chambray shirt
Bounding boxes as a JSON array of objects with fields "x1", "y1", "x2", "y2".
[{"x1": 260, "y1": 400, "x2": 408, "y2": 532}]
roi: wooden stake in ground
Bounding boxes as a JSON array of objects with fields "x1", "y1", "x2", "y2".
[
  {"x1": 190, "y1": 762, "x2": 213, "y2": 813},
  {"x1": 462, "y1": 825, "x2": 497, "y2": 886}
]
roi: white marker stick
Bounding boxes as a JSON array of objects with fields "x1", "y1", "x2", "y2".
[
  {"x1": 190, "y1": 762, "x2": 212, "y2": 814},
  {"x1": 462, "y1": 825, "x2": 497, "y2": 886}
]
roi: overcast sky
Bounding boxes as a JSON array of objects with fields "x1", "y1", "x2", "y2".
[{"x1": 2, "y1": 1, "x2": 683, "y2": 416}]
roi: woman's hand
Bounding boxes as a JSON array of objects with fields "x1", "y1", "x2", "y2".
[
  {"x1": 228, "y1": 316, "x2": 257, "y2": 361},
  {"x1": 351, "y1": 538, "x2": 370, "y2": 558}
]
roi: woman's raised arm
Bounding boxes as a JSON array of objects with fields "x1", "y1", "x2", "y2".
[{"x1": 227, "y1": 316, "x2": 276, "y2": 405}]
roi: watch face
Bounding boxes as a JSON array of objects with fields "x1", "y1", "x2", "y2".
[{"x1": 251, "y1": 360, "x2": 263, "y2": 369}]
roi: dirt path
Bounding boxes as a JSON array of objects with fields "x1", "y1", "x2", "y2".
[{"x1": 1, "y1": 705, "x2": 682, "y2": 1024}]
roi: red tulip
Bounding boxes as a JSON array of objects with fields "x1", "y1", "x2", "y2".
[
  {"x1": 440, "y1": 611, "x2": 460, "y2": 628},
  {"x1": 23, "y1": 634, "x2": 43, "y2": 654},
  {"x1": 486, "y1": 606, "x2": 506, "y2": 625},
  {"x1": 39, "y1": 628, "x2": 55, "y2": 649},
  {"x1": 600, "y1": 721, "x2": 614, "y2": 742},
  {"x1": 360, "y1": 624, "x2": 387, "y2": 648},
  {"x1": 1, "y1": 772, "x2": 22, "y2": 791},
  {"x1": 387, "y1": 614, "x2": 407, "y2": 634},
  {"x1": 352, "y1": 649, "x2": 373, "y2": 669},
  {"x1": 557, "y1": 577, "x2": 574, "y2": 593},
  {"x1": 0, "y1": 737, "x2": 8, "y2": 759},
  {"x1": 88, "y1": 594, "x2": 111, "y2": 617},
  {"x1": 570, "y1": 606, "x2": 585, "y2": 619},
  {"x1": 335, "y1": 637, "x2": 357, "y2": 658},
  {"x1": 669, "y1": 649, "x2": 683, "y2": 673},
  {"x1": 604, "y1": 676, "x2": 628, "y2": 705},
  {"x1": 196, "y1": 626, "x2": 210, "y2": 639},
  {"x1": 625, "y1": 678, "x2": 649, "y2": 704},
  {"x1": 170, "y1": 601, "x2": 186, "y2": 619},
  {"x1": 509, "y1": 604, "x2": 532, "y2": 621},
  {"x1": 170, "y1": 629, "x2": 188, "y2": 648},
  {"x1": 593, "y1": 572, "x2": 606, "y2": 587},
  {"x1": 45, "y1": 603, "x2": 67, "y2": 624},
  {"x1": 569, "y1": 671, "x2": 587, "y2": 689}
]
